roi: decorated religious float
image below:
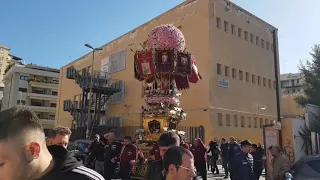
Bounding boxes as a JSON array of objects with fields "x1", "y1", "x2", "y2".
[{"x1": 131, "y1": 24, "x2": 202, "y2": 179}]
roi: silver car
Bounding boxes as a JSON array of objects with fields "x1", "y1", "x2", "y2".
[{"x1": 287, "y1": 155, "x2": 320, "y2": 180}]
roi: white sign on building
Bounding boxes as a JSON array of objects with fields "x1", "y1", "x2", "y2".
[{"x1": 218, "y1": 77, "x2": 229, "y2": 88}]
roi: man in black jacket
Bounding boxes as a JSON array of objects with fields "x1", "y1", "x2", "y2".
[
  {"x1": 89, "y1": 134, "x2": 105, "y2": 175},
  {"x1": 228, "y1": 136, "x2": 241, "y2": 179},
  {"x1": 220, "y1": 138, "x2": 229, "y2": 179},
  {"x1": 0, "y1": 106, "x2": 104, "y2": 180},
  {"x1": 231, "y1": 140, "x2": 254, "y2": 180},
  {"x1": 103, "y1": 133, "x2": 122, "y2": 180},
  {"x1": 146, "y1": 131, "x2": 180, "y2": 180},
  {"x1": 251, "y1": 144, "x2": 264, "y2": 180},
  {"x1": 46, "y1": 125, "x2": 72, "y2": 149}
]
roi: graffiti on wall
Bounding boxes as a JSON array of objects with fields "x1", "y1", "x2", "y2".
[{"x1": 283, "y1": 138, "x2": 295, "y2": 163}]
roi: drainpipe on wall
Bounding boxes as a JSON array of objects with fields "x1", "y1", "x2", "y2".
[{"x1": 272, "y1": 29, "x2": 282, "y2": 148}]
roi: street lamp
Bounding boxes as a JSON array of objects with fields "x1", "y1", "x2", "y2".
[
  {"x1": 257, "y1": 106, "x2": 266, "y2": 114},
  {"x1": 84, "y1": 44, "x2": 103, "y2": 140}
]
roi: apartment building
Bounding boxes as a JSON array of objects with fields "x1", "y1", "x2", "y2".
[
  {"x1": 0, "y1": 45, "x2": 22, "y2": 102},
  {"x1": 280, "y1": 73, "x2": 304, "y2": 94},
  {"x1": 56, "y1": 0, "x2": 279, "y2": 143},
  {"x1": 2, "y1": 64, "x2": 59, "y2": 130},
  {"x1": 280, "y1": 73, "x2": 305, "y2": 118}
]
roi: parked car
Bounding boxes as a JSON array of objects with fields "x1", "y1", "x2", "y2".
[
  {"x1": 285, "y1": 155, "x2": 320, "y2": 180},
  {"x1": 67, "y1": 139, "x2": 93, "y2": 163}
]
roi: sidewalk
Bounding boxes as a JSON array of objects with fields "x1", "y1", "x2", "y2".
[{"x1": 205, "y1": 165, "x2": 266, "y2": 180}]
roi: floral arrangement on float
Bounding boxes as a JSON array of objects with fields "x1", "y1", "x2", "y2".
[{"x1": 133, "y1": 24, "x2": 202, "y2": 141}]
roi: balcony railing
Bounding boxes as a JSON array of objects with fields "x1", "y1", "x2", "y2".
[
  {"x1": 29, "y1": 106, "x2": 56, "y2": 113},
  {"x1": 29, "y1": 78, "x2": 59, "y2": 84},
  {"x1": 29, "y1": 78, "x2": 59, "y2": 90},
  {"x1": 28, "y1": 93, "x2": 57, "y2": 101}
]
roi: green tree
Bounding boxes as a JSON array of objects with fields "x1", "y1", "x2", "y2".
[{"x1": 295, "y1": 44, "x2": 320, "y2": 107}]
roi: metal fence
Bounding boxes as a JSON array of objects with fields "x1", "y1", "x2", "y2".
[{"x1": 70, "y1": 125, "x2": 204, "y2": 143}]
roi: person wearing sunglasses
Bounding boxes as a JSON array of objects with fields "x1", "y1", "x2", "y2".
[{"x1": 163, "y1": 146, "x2": 196, "y2": 180}]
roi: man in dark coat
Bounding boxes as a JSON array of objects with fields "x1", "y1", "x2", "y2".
[
  {"x1": 251, "y1": 144, "x2": 264, "y2": 180},
  {"x1": 88, "y1": 134, "x2": 105, "y2": 175},
  {"x1": 231, "y1": 140, "x2": 254, "y2": 180},
  {"x1": 220, "y1": 138, "x2": 229, "y2": 179},
  {"x1": 145, "y1": 132, "x2": 180, "y2": 180},
  {"x1": 207, "y1": 140, "x2": 219, "y2": 174},
  {"x1": 228, "y1": 136, "x2": 241, "y2": 179},
  {"x1": 103, "y1": 133, "x2": 123, "y2": 180}
]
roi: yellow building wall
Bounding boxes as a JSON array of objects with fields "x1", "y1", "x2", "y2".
[
  {"x1": 281, "y1": 94, "x2": 305, "y2": 117},
  {"x1": 56, "y1": 0, "x2": 279, "y2": 144},
  {"x1": 207, "y1": 1, "x2": 278, "y2": 143}
]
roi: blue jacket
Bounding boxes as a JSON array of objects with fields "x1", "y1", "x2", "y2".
[
  {"x1": 228, "y1": 143, "x2": 241, "y2": 162},
  {"x1": 231, "y1": 151, "x2": 254, "y2": 180}
]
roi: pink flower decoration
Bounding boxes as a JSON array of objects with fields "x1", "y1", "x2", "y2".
[
  {"x1": 145, "y1": 96, "x2": 180, "y2": 106},
  {"x1": 146, "y1": 24, "x2": 186, "y2": 52}
]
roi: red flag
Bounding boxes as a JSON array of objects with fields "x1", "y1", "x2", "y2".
[
  {"x1": 137, "y1": 50, "x2": 156, "y2": 79},
  {"x1": 188, "y1": 56, "x2": 202, "y2": 83}
]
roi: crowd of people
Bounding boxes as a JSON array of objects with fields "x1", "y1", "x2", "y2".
[{"x1": 0, "y1": 106, "x2": 291, "y2": 180}]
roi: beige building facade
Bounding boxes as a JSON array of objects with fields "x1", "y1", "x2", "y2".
[
  {"x1": 56, "y1": 0, "x2": 279, "y2": 143},
  {"x1": 0, "y1": 45, "x2": 23, "y2": 109},
  {"x1": 0, "y1": 45, "x2": 10, "y2": 89},
  {"x1": 2, "y1": 64, "x2": 60, "y2": 130},
  {"x1": 280, "y1": 73, "x2": 305, "y2": 118}
]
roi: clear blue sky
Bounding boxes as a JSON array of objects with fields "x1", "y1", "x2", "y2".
[{"x1": 0, "y1": 0, "x2": 319, "y2": 73}]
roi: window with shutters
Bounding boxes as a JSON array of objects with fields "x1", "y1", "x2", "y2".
[
  {"x1": 244, "y1": 31, "x2": 248, "y2": 41},
  {"x1": 254, "y1": 118, "x2": 257, "y2": 128},
  {"x1": 217, "y1": 64, "x2": 221, "y2": 75},
  {"x1": 233, "y1": 115, "x2": 238, "y2": 127},
  {"x1": 231, "y1": 25, "x2": 235, "y2": 35},
  {"x1": 240, "y1": 116, "x2": 245, "y2": 127},
  {"x1": 226, "y1": 114, "x2": 230, "y2": 126},
  {"x1": 260, "y1": 118, "x2": 264, "y2": 128},
  {"x1": 250, "y1": 33, "x2": 254, "y2": 43},
  {"x1": 238, "y1": 28, "x2": 242, "y2": 38},
  {"x1": 216, "y1": 17, "x2": 221, "y2": 28},
  {"x1": 232, "y1": 68, "x2": 236, "y2": 78},
  {"x1": 247, "y1": 117, "x2": 251, "y2": 128},
  {"x1": 108, "y1": 49, "x2": 126, "y2": 74},
  {"x1": 245, "y1": 72, "x2": 249, "y2": 82},
  {"x1": 225, "y1": 66, "x2": 229, "y2": 77},
  {"x1": 108, "y1": 81, "x2": 125, "y2": 104},
  {"x1": 224, "y1": 21, "x2": 228, "y2": 32},
  {"x1": 218, "y1": 113, "x2": 223, "y2": 126},
  {"x1": 239, "y1": 70, "x2": 243, "y2": 80}
]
